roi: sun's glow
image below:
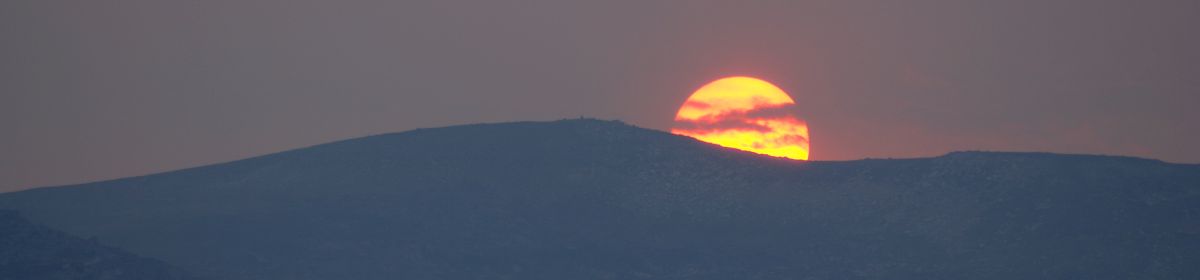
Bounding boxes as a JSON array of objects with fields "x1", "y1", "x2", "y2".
[{"x1": 671, "y1": 76, "x2": 810, "y2": 160}]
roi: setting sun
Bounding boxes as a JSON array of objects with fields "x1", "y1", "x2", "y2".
[{"x1": 671, "y1": 76, "x2": 810, "y2": 160}]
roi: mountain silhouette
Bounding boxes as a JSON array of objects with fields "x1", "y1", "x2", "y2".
[
  {"x1": 0, "y1": 119, "x2": 1197, "y2": 279},
  {"x1": 0, "y1": 210, "x2": 194, "y2": 280}
]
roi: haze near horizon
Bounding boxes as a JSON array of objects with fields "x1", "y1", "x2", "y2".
[{"x1": 3, "y1": 0, "x2": 1198, "y2": 192}]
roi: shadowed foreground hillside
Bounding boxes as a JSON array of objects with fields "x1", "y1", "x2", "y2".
[
  {"x1": 0, "y1": 210, "x2": 194, "y2": 280},
  {"x1": 1, "y1": 119, "x2": 1198, "y2": 279}
]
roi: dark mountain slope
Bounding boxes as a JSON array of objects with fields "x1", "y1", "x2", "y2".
[
  {"x1": 0, "y1": 119, "x2": 1198, "y2": 279},
  {"x1": 0, "y1": 210, "x2": 194, "y2": 280}
]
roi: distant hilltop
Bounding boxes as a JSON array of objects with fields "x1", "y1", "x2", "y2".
[{"x1": 1, "y1": 119, "x2": 1198, "y2": 280}]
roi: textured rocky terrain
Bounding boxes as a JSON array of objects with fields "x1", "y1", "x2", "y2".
[{"x1": 0, "y1": 210, "x2": 194, "y2": 280}]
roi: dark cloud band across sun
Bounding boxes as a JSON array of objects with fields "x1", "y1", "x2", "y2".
[{"x1": 672, "y1": 77, "x2": 810, "y2": 160}]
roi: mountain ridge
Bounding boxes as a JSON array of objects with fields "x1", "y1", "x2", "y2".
[
  {"x1": 6, "y1": 118, "x2": 1185, "y2": 195},
  {"x1": 1, "y1": 118, "x2": 1197, "y2": 279}
]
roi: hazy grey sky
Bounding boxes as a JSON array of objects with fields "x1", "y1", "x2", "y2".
[{"x1": 3, "y1": 0, "x2": 1198, "y2": 192}]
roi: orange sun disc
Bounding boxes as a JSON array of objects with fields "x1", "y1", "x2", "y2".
[{"x1": 671, "y1": 76, "x2": 810, "y2": 160}]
